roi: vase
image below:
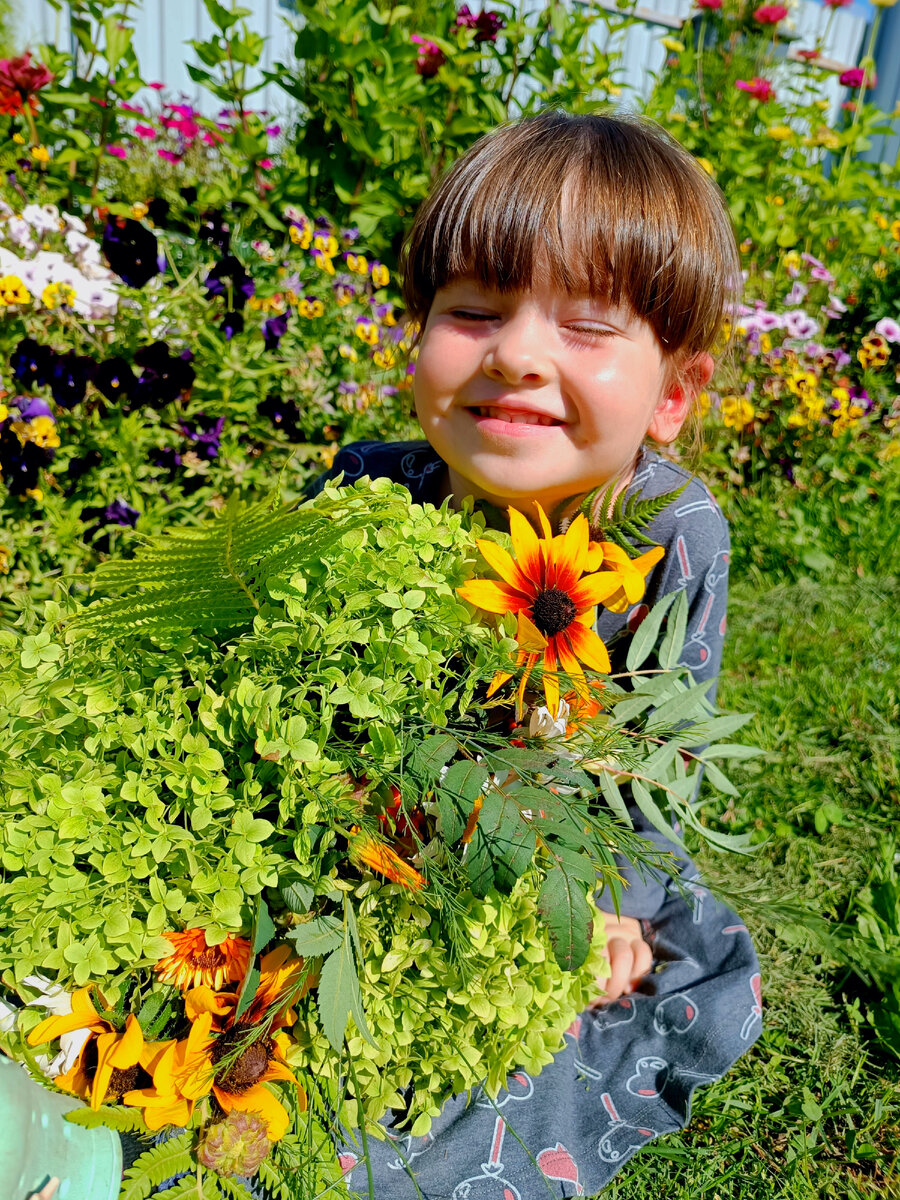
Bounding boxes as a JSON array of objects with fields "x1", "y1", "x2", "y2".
[{"x1": 0, "y1": 1055, "x2": 121, "y2": 1200}]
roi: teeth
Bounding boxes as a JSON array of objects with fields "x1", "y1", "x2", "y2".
[{"x1": 477, "y1": 407, "x2": 557, "y2": 426}]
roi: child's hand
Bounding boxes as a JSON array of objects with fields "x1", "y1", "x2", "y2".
[
  {"x1": 27, "y1": 1180, "x2": 60, "y2": 1200},
  {"x1": 590, "y1": 912, "x2": 653, "y2": 1006}
]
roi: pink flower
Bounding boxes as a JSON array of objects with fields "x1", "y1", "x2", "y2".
[
  {"x1": 106, "y1": 144, "x2": 127, "y2": 159},
  {"x1": 157, "y1": 148, "x2": 181, "y2": 163},
  {"x1": 411, "y1": 34, "x2": 446, "y2": 77},
  {"x1": 753, "y1": 3, "x2": 788, "y2": 22},
  {"x1": 736, "y1": 76, "x2": 776, "y2": 102},
  {"x1": 824, "y1": 0, "x2": 852, "y2": 7},
  {"x1": 120, "y1": 101, "x2": 144, "y2": 114},
  {"x1": 695, "y1": 0, "x2": 723, "y2": 9},
  {"x1": 203, "y1": 130, "x2": 223, "y2": 146},
  {"x1": 266, "y1": 124, "x2": 281, "y2": 137},
  {"x1": 839, "y1": 67, "x2": 875, "y2": 88},
  {"x1": 796, "y1": 48, "x2": 820, "y2": 61},
  {"x1": 875, "y1": 317, "x2": 900, "y2": 343},
  {"x1": 148, "y1": 81, "x2": 165, "y2": 90},
  {"x1": 258, "y1": 158, "x2": 273, "y2": 169},
  {"x1": 134, "y1": 124, "x2": 156, "y2": 140},
  {"x1": 841, "y1": 100, "x2": 857, "y2": 113}
]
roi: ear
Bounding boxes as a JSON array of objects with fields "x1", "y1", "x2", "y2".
[{"x1": 647, "y1": 352, "x2": 714, "y2": 445}]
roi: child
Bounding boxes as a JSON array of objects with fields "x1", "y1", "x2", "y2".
[{"x1": 309, "y1": 110, "x2": 760, "y2": 1198}]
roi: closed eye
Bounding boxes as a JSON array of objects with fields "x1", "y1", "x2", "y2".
[{"x1": 449, "y1": 309, "x2": 497, "y2": 322}]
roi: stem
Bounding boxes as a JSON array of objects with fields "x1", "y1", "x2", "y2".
[{"x1": 836, "y1": 7, "x2": 882, "y2": 188}]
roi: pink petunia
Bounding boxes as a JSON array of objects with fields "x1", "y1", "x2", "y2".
[
  {"x1": 695, "y1": 0, "x2": 723, "y2": 9},
  {"x1": 157, "y1": 148, "x2": 181, "y2": 162},
  {"x1": 134, "y1": 123, "x2": 156, "y2": 140},
  {"x1": 203, "y1": 130, "x2": 223, "y2": 146},
  {"x1": 148, "y1": 81, "x2": 165, "y2": 90},
  {"x1": 753, "y1": 3, "x2": 788, "y2": 21},
  {"x1": 106, "y1": 144, "x2": 127, "y2": 159},
  {"x1": 736, "y1": 76, "x2": 776, "y2": 102},
  {"x1": 258, "y1": 158, "x2": 273, "y2": 169}
]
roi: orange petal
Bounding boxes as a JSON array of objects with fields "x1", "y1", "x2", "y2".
[
  {"x1": 565, "y1": 622, "x2": 611, "y2": 674},
  {"x1": 486, "y1": 668, "x2": 515, "y2": 698},
  {"x1": 568, "y1": 571, "x2": 625, "y2": 609},
  {"x1": 634, "y1": 544, "x2": 665, "y2": 576},
  {"x1": 556, "y1": 638, "x2": 590, "y2": 699},
  {"x1": 262, "y1": 1058, "x2": 296, "y2": 1085},
  {"x1": 516, "y1": 652, "x2": 539, "y2": 719},
  {"x1": 216, "y1": 1083, "x2": 290, "y2": 1141},
  {"x1": 458, "y1": 578, "x2": 533, "y2": 615},
  {"x1": 554, "y1": 514, "x2": 589, "y2": 592},
  {"x1": 185, "y1": 985, "x2": 234, "y2": 1023},
  {"x1": 90, "y1": 1030, "x2": 120, "y2": 1111},
  {"x1": 507, "y1": 507, "x2": 543, "y2": 587},
  {"x1": 474, "y1": 538, "x2": 533, "y2": 595}
]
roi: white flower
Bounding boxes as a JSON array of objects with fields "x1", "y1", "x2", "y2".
[
  {"x1": 6, "y1": 217, "x2": 36, "y2": 253},
  {"x1": 21, "y1": 974, "x2": 91, "y2": 1077},
  {"x1": 22, "y1": 203, "x2": 61, "y2": 236},
  {"x1": 528, "y1": 700, "x2": 570, "y2": 739},
  {"x1": 62, "y1": 212, "x2": 87, "y2": 234}
]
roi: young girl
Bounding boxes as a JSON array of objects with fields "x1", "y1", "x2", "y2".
[{"x1": 309, "y1": 110, "x2": 760, "y2": 1198}]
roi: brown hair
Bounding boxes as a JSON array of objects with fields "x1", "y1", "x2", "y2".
[{"x1": 400, "y1": 109, "x2": 741, "y2": 363}]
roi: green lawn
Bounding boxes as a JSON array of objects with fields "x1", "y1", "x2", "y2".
[{"x1": 601, "y1": 575, "x2": 900, "y2": 1199}]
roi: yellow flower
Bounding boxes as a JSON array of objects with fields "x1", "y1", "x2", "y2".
[
  {"x1": 313, "y1": 233, "x2": 338, "y2": 257},
  {"x1": 0, "y1": 544, "x2": 10, "y2": 573},
  {"x1": 155, "y1": 929, "x2": 253, "y2": 991},
  {"x1": 696, "y1": 157, "x2": 715, "y2": 176},
  {"x1": 782, "y1": 250, "x2": 802, "y2": 273},
  {"x1": 28, "y1": 989, "x2": 146, "y2": 1111},
  {"x1": 338, "y1": 342, "x2": 358, "y2": 362},
  {"x1": 289, "y1": 224, "x2": 312, "y2": 249},
  {"x1": 768, "y1": 125, "x2": 794, "y2": 141},
  {"x1": 874, "y1": 260, "x2": 888, "y2": 279},
  {"x1": 874, "y1": 214, "x2": 889, "y2": 231},
  {"x1": 890, "y1": 219, "x2": 900, "y2": 242},
  {"x1": 31, "y1": 145, "x2": 50, "y2": 163},
  {"x1": 41, "y1": 281, "x2": 76, "y2": 310},
  {"x1": 458, "y1": 505, "x2": 634, "y2": 717},
  {"x1": 661, "y1": 36, "x2": 685, "y2": 51},
  {"x1": 0, "y1": 275, "x2": 31, "y2": 305},
  {"x1": 25, "y1": 486, "x2": 43, "y2": 502},
  {"x1": 373, "y1": 347, "x2": 397, "y2": 369},
  {"x1": 721, "y1": 395, "x2": 755, "y2": 430},
  {"x1": 13, "y1": 416, "x2": 60, "y2": 450},
  {"x1": 355, "y1": 318, "x2": 379, "y2": 346},
  {"x1": 132, "y1": 202, "x2": 149, "y2": 220},
  {"x1": 697, "y1": 391, "x2": 711, "y2": 417},
  {"x1": 346, "y1": 253, "x2": 369, "y2": 275},
  {"x1": 298, "y1": 296, "x2": 325, "y2": 318},
  {"x1": 760, "y1": 332, "x2": 772, "y2": 354},
  {"x1": 858, "y1": 333, "x2": 890, "y2": 369},
  {"x1": 786, "y1": 369, "x2": 818, "y2": 400},
  {"x1": 12, "y1": 132, "x2": 25, "y2": 144},
  {"x1": 871, "y1": 0, "x2": 898, "y2": 8},
  {"x1": 123, "y1": 1011, "x2": 217, "y2": 1130},
  {"x1": 371, "y1": 263, "x2": 389, "y2": 288}
]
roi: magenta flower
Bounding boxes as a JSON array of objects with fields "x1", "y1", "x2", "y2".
[
  {"x1": 120, "y1": 101, "x2": 144, "y2": 114},
  {"x1": 258, "y1": 158, "x2": 273, "y2": 169},
  {"x1": 453, "y1": 5, "x2": 505, "y2": 41},
  {"x1": 411, "y1": 34, "x2": 446, "y2": 77},
  {"x1": 839, "y1": 67, "x2": 875, "y2": 88},
  {"x1": 157, "y1": 148, "x2": 181, "y2": 163},
  {"x1": 736, "y1": 77, "x2": 776, "y2": 102},
  {"x1": 148, "y1": 81, "x2": 165, "y2": 90},
  {"x1": 875, "y1": 317, "x2": 900, "y2": 343},
  {"x1": 753, "y1": 3, "x2": 788, "y2": 21},
  {"x1": 695, "y1": 0, "x2": 723, "y2": 9},
  {"x1": 106, "y1": 145, "x2": 128, "y2": 159},
  {"x1": 134, "y1": 124, "x2": 156, "y2": 140}
]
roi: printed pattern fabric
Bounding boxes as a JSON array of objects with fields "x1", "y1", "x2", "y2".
[{"x1": 306, "y1": 441, "x2": 761, "y2": 1198}]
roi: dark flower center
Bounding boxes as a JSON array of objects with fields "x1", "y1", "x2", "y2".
[
  {"x1": 211, "y1": 1029, "x2": 273, "y2": 1094},
  {"x1": 531, "y1": 588, "x2": 576, "y2": 637}
]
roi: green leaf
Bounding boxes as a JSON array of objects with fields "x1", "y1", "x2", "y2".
[
  {"x1": 285, "y1": 914, "x2": 343, "y2": 957},
  {"x1": 316, "y1": 930, "x2": 374, "y2": 1050},
  {"x1": 279, "y1": 879, "x2": 314, "y2": 913},
  {"x1": 658, "y1": 589, "x2": 689, "y2": 669},
  {"x1": 625, "y1": 591, "x2": 678, "y2": 672},
  {"x1": 64, "y1": 1103, "x2": 145, "y2": 1132},
  {"x1": 630, "y1": 779, "x2": 685, "y2": 851},
  {"x1": 436, "y1": 760, "x2": 488, "y2": 841},
  {"x1": 408, "y1": 733, "x2": 458, "y2": 782},
  {"x1": 537, "y1": 865, "x2": 593, "y2": 971}
]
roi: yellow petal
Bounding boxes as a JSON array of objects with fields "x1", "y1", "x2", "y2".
[
  {"x1": 584, "y1": 542, "x2": 604, "y2": 572},
  {"x1": 90, "y1": 1030, "x2": 121, "y2": 1110},
  {"x1": 507, "y1": 507, "x2": 543, "y2": 586},
  {"x1": 185, "y1": 985, "x2": 233, "y2": 1023},
  {"x1": 568, "y1": 571, "x2": 625, "y2": 609},
  {"x1": 556, "y1": 639, "x2": 590, "y2": 699},
  {"x1": 475, "y1": 538, "x2": 532, "y2": 594},
  {"x1": 595, "y1": 541, "x2": 630, "y2": 567},
  {"x1": 534, "y1": 502, "x2": 553, "y2": 540},
  {"x1": 634, "y1": 544, "x2": 665, "y2": 576},
  {"x1": 110, "y1": 1014, "x2": 144, "y2": 1068},
  {"x1": 555, "y1": 513, "x2": 589, "y2": 590},
  {"x1": 541, "y1": 643, "x2": 560, "y2": 718},
  {"x1": 458, "y1": 578, "x2": 532, "y2": 614},
  {"x1": 515, "y1": 609, "x2": 548, "y2": 652},
  {"x1": 486, "y1": 668, "x2": 515, "y2": 698},
  {"x1": 216, "y1": 1083, "x2": 291, "y2": 1141},
  {"x1": 623, "y1": 569, "x2": 646, "y2": 604},
  {"x1": 565, "y1": 622, "x2": 611, "y2": 674},
  {"x1": 516, "y1": 653, "x2": 538, "y2": 720}
]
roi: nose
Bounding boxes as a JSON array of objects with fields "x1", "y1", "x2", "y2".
[{"x1": 482, "y1": 309, "x2": 553, "y2": 385}]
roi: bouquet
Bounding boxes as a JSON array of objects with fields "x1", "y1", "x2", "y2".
[{"x1": 0, "y1": 477, "x2": 754, "y2": 1198}]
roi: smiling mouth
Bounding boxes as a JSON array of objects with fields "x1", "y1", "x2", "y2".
[{"x1": 473, "y1": 406, "x2": 562, "y2": 427}]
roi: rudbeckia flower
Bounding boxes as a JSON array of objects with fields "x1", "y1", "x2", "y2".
[
  {"x1": 349, "y1": 830, "x2": 427, "y2": 890},
  {"x1": 585, "y1": 542, "x2": 665, "y2": 613},
  {"x1": 123, "y1": 1009, "x2": 217, "y2": 1129},
  {"x1": 458, "y1": 505, "x2": 627, "y2": 717},
  {"x1": 28, "y1": 988, "x2": 145, "y2": 1110},
  {"x1": 155, "y1": 929, "x2": 252, "y2": 991}
]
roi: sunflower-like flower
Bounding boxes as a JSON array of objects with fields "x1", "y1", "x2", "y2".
[
  {"x1": 155, "y1": 929, "x2": 252, "y2": 991},
  {"x1": 349, "y1": 830, "x2": 427, "y2": 890},
  {"x1": 28, "y1": 988, "x2": 145, "y2": 1110},
  {"x1": 459, "y1": 504, "x2": 627, "y2": 717},
  {"x1": 587, "y1": 542, "x2": 665, "y2": 614}
]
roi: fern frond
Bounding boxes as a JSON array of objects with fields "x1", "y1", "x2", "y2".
[
  {"x1": 64, "y1": 1102, "x2": 146, "y2": 1132},
  {"x1": 214, "y1": 1176, "x2": 257, "y2": 1200},
  {"x1": 151, "y1": 1174, "x2": 219, "y2": 1199},
  {"x1": 257, "y1": 1159, "x2": 294, "y2": 1200},
  {"x1": 69, "y1": 487, "x2": 399, "y2": 641},
  {"x1": 119, "y1": 1132, "x2": 194, "y2": 1200},
  {"x1": 591, "y1": 481, "x2": 689, "y2": 552}
]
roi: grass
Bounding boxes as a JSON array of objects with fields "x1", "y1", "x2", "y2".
[{"x1": 599, "y1": 573, "x2": 900, "y2": 1199}]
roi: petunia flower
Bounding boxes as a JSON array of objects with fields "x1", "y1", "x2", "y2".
[
  {"x1": 839, "y1": 67, "x2": 876, "y2": 88},
  {"x1": 263, "y1": 310, "x2": 290, "y2": 351},
  {"x1": 458, "y1": 504, "x2": 630, "y2": 717},
  {"x1": 10, "y1": 337, "x2": 54, "y2": 389},
  {"x1": 101, "y1": 217, "x2": 160, "y2": 288}
]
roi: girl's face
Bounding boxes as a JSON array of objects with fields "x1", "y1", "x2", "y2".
[{"x1": 414, "y1": 277, "x2": 707, "y2": 513}]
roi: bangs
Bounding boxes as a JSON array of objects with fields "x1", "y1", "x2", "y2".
[{"x1": 401, "y1": 111, "x2": 740, "y2": 357}]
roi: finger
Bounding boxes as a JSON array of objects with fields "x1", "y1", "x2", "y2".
[
  {"x1": 31, "y1": 1181, "x2": 60, "y2": 1200},
  {"x1": 599, "y1": 937, "x2": 634, "y2": 1004},
  {"x1": 628, "y1": 936, "x2": 653, "y2": 987}
]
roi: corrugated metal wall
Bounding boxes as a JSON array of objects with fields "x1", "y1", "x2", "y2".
[{"x1": 15, "y1": 0, "x2": 885, "y2": 154}]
